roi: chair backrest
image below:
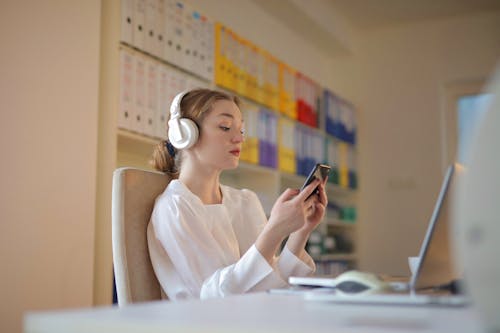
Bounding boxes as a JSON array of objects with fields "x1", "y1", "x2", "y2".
[{"x1": 111, "y1": 167, "x2": 171, "y2": 306}]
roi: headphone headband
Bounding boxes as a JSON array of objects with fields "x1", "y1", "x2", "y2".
[{"x1": 169, "y1": 90, "x2": 189, "y2": 119}]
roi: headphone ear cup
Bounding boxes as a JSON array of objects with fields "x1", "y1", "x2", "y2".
[{"x1": 168, "y1": 118, "x2": 199, "y2": 150}]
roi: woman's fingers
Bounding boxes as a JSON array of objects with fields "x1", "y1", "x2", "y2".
[
  {"x1": 276, "y1": 188, "x2": 300, "y2": 203},
  {"x1": 317, "y1": 183, "x2": 327, "y2": 205},
  {"x1": 296, "y1": 178, "x2": 321, "y2": 202}
]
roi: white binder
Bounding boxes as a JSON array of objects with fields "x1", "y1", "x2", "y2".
[
  {"x1": 144, "y1": 0, "x2": 157, "y2": 56},
  {"x1": 133, "y1": 54, "x2": 147, "y2": 134},
  {"x1": 201, "y1": 18, "x2": 214, "y2": 81},
  {"x1": 145, "y1": 59, "x2": 158, "y2": 137},
  {"x1": 118, "y1": 49, "x2": 135, "y2": 131},
  {"x1": 170, "y1": 0, "x2": 185, "y2": 67},
  {"x1": 154, "y1": 0, "x2": 166, "y2": 59},
  {"x1": 163, "y1": 0, "x2": 176, "y2": 63},
  {"x1": 133, "y1": 0, "x2": 146, "y2": 51},
  {"x1": 120, "y1": 0, "x2": 134, "y2": 45},
  {"x1": 155, "y1": 65, "x2": 170, "y2": 139}
]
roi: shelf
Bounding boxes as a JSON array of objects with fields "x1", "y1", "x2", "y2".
[
  {"x1": 117, "y1": 129, "x2": 161, "y2": 169},
  {"x1": 118, "y1": 128, "x2": 160, "y2": 147}
]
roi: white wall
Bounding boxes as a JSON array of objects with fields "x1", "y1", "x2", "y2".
[
  {"x1": 0, "y1": 1, "x2": 101, "y2": 332},
  {"x1": 355, "y1": 12, "x2": 500, "y2": 275}
]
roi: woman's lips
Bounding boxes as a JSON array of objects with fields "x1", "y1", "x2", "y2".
[{"x1": 230, "y1": 150, "x2": 240, "y2": 157}]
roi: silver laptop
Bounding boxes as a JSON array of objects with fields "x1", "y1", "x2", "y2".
[{"x1": 296, "y1": 163, "x2": 469, "y2": 306}]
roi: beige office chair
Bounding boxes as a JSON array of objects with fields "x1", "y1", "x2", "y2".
[{"x1": 111, "y1": 167, "x2": 171, "y2": 306}]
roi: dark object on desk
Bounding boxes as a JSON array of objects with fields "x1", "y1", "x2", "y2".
[{"x1": 431, "y1": 279, "x2": 464, "y2": 295}]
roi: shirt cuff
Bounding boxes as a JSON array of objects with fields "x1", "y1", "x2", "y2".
[
  {"x1": 221, "y1": 244, "x2": 275, "y2": 293},
  {"x1": 277, "y1": 246, "x2": 315, "y2": 279}
]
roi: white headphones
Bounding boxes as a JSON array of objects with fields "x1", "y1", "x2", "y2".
[{"x1": 167, "y1": 91, "x2": 199, "y2": 149}]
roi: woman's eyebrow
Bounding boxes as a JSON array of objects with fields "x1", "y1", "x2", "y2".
[{"x1": 216, "y1": 113, "x2": 235, "y2": 119}]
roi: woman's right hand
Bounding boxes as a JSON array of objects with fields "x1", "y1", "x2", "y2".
[
  {"x1": 254, "y1": 178, "x2": 321, "y2": 264},
  {"x1": 266, "y1": 178, "x2": 322, "y2": 239}
]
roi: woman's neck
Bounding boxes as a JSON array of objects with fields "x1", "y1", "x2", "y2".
[{"x1": 179, "y1": 164, "x2": 222, "y2": 205}]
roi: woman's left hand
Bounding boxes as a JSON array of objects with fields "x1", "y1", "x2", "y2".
[{"x1": 302, "y1": 179, "x2": 328, "y2": 233}]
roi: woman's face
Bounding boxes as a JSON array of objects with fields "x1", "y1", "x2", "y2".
[{"x1": 192, "y1": 99, "x2": 244, "y2": 171}]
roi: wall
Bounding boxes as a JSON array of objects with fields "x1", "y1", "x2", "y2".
[
  {"x1": 355, "y1": 12, "x2": 500, "y2": 275},
  {"x1": 0, "y1": 1, "x2": 101, "y2": 332}
]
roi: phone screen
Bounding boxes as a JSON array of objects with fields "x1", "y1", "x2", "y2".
[{"x1": 301, "y1": 163, "x2": 331, "y2": 192}]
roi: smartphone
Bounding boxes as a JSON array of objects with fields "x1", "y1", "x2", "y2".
[{"x1": 301, "y1": 163, "x2": 331, "y2": 196}]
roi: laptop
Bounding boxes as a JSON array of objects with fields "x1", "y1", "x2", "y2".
[{"x1": 290, "y1": 163, "x2": 469, "y2": 306}]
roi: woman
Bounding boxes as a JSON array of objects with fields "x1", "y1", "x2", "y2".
[{"x1": 148, "y1": 88, "x2": 327, "y2": 300}]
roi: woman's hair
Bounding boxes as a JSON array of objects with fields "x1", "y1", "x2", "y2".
[{"x1": 151, "y1": 88, "x2": 240, "y2": 177}]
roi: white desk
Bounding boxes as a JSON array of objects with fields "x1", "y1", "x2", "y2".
[{"x1": 25, "y1": 292, "x2": 485, "y2": 333}]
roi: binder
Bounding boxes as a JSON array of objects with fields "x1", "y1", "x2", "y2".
[
  {"x1": 294, "y1": 125, "x2": 304, "y2": 176},
  {"x1": 279, "y1": 63, "x2": 297, "y2": 119},
  {"x1": 200, "y1": 15, "x2": 214, "y2": 81},
  {"x1": 246, "y1": 45, "x2": 258, "y2": 100},
  {"x1": 155, "y1": 64, "x2": 170, "y2": 139},
  {"x1": 214, "y1": 23, "x2": 227, "y2": 88},
  {"x1": 325, "y1": 137, "x2": 339, "y2": 185},
  {"x1": 345, "y1": 101, "x2": 357, "y2": 145},
  {"x1": 296, "y1": 73, "x2": 319, "y2": 128},
  {"x1": 255, "y1": 47, "x2": 266, "y2": 105},
  {"x1": 240, "y1": 105, "x2": 259, "y2": 164},
  {"x1": 338, "y1": 142, "x2": 349, "y2": 188},
  {"x1": 258, "y1": 108, "x2": 277, "y2": 168},
  {"x1": 324, "y1": 89, "x2": 338, "y2": 137},
  {"x1": 348, "y1": 145, "x2": 357, "y2": 189},
  {"x1": 268, "y1": 55, "x2": 280, "y2": 111},
  {"x1": 181, "y1": 3, "x2": 194, "y2": 71},
  {"x1": 145, "y1": 58, "x2": 158, "y2": 137},
  {"x1": 133, "y1": 53, "x2": 147, "y2": 134},
  {"x1": 268, "y1": 111, "x2": 278, "y2": 168},
  {"x1": 133, "y1": 0, "x2": 146, "y2": 51},
  {"x1": 144, "y1": 0, "x2": 158, "y2": 56},
  {"x1": 226, "y1": 29, "x2": 237, "y2": 91},
  {"x1": 278, "y1": 117, "x2": 296, "y2": 174},
  {"x1": 190, "y1": 10, "x2": 202, "y2": 77},
  {"x1": 120, "y1": 0, "x2": 134, "y2": 45},
  {"x1": 163, "y1": 0, "x2": 176, "y2": 63},
  {"x1": 171, "y1": 0, "x2": 185, "y2": 68},
  {"x1": 118, "y1": 49, "x2": 135, "y2": 131},
  {"x1": 154, "y1": 0, "x2": 166, "y2": 59},
  {"x1": 303, "y1": 127, "x2": 315, "y2": 175},
  {"x1": 312, "y1": 130, "x2": 324, "y2": 168}
]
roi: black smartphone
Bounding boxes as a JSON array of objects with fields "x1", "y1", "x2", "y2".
[{"x1": 301, "y1": 163, "x2": 331, "y2": 196}]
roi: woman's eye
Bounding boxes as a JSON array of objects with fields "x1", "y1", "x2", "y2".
[{"x1": 219, "y1": 126, "x2": 230, "y2": 131}]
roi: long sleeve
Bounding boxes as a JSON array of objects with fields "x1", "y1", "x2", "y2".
[
  {"x1": 148, "y1": 181, "x2": 288, "y2": 300},
  {"x1": 277, "y1": 246, "x2": 315, "y2": 279},
  {"x1": 148, "y1": 180, "x2": 315, "y2": 301}
]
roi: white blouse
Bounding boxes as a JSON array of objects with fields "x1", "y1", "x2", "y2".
[{"x1": 147, "y1": 179, "x2": 315, "y2": 301}]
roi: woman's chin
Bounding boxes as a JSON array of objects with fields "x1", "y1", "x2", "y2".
[{"x1": 224, "y1": 160, "x2": 240, "y2": 170}]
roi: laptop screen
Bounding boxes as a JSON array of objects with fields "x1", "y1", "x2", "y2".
[{"x1": 410, "y1": 163, "x2": 464, "y2": 291}]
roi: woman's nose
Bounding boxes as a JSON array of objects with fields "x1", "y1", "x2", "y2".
[{"x1": 232, "y1": 131, "x2": 244, "y2": 143}]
